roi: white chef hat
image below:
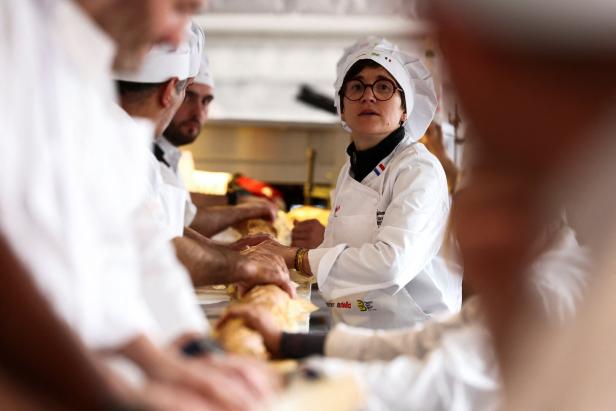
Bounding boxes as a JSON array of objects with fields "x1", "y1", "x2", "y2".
[
  {"x1": 334, "y1": 37, "x2": 437, "y2": 142},
  {"x1": 115, "y1": 23, "x2": 202, "y2": 83},
  {"x1": 436, "y1": 0, "x2": 616, "y2": 53},
  {"x1": 188, "y1": 23, "x2": 205, "y2": 78},
  {"x1": 194, "y1": 51, "x2": 215, "y2": 88}
]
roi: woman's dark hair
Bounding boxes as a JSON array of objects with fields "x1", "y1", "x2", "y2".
[{"x1": 338, "y1": 59, "x2": 406, "y2": 112}]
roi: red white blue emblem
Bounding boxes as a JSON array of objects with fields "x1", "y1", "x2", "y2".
[{"x1": 373, "y1": 163, "x2": 386, "y2": 176}]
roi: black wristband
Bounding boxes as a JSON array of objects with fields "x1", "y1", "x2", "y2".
[
  {"x1": 181, "y1": 338, "x2": 224, "y2": 357},
  {"x1": 101, "y1": 400, "x2": 145, "y2": 411},
  {"x1": 104, "y1": 405, "x2": 144, "y2": 411},
  {"x1": 279, "y1": 332, "x2": 327, "y2": 359},
  {"x1": 227, "y1": 190, "x2": 238, "y2": 205}
]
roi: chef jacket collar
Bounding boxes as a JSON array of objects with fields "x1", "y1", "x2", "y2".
[
  {"x1": 346, "y1": 126, "x2": 405, "y2": 183},
  {"x1": 155, "y1": 136, "x2": 182, "y2": 173}
]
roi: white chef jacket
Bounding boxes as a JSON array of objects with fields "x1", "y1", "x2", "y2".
[
  {"x1": 155, "y1": 136, "x2": 198, "y2": 227},
  {"x1": 115, "y1": 108, "x2": 209, "y2": 342},
  {"x1": 146, "y1": 148, "x2": 185, "y2": 239},
  {"x1": 309, "y1": 133, "x2": 461, "y2": 329},
  {"x1": 305, "y1": 224, "x2": 589, "y2": 411},
  {"x1": 0, "y1": 0, "x2": 206, "y2": 348},
  {"x1": 0, "y1": 0, "x2": 159, "y2": 348}
]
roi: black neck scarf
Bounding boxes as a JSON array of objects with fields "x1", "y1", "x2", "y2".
[{"x1": 347, "y1": 126, "x2": 405, "y2": 182}]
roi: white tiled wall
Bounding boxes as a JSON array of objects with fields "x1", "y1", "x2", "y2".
[
  {"x1": 198, "y1": 14, "x2": 430, "y2": 123},
  {"x1": 187, "y1": 2, "x2": 454, "y2": 186}
]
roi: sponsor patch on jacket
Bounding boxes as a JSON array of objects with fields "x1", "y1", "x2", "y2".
[
  {"x1": 357, "y1": 300, "x2": 376, "y2": 312},
  {"x1": 326, "y1": 301, "x2": 352, "y2": 309},
  {"x1": 376, "y1": 211, "x2": 385, "y2": 227}
]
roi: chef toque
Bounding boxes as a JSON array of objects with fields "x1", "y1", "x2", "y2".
[
  {"x1": 115, "y1": 23, "x2": 202, "y2": 83},
  {"x1": 194, "y1": 51, "x2": 215, "y2": 88},
  {"x1": 334, "y1": 37, "x2": 437, "y2": 142},
  {"x1": 188, "y1": 22, "x2": 205, "y2": 78}
]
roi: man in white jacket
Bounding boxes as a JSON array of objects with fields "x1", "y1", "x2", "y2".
[
  {"x1": 114, "y1": 25, "x2": 295, "y2": 298},
  {"x1": 156, "y1": 50, "x2": 279, "y2": 238}
]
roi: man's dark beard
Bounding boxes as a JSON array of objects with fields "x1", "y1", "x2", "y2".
[{"x1": 163, "y1": 119, "x2": 200, "y2": 147}]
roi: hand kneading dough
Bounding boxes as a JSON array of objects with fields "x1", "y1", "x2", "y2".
[{"x1": 216, "y1": 285, "x2": 317, "y2": 359}]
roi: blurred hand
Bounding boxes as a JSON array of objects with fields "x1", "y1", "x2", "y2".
[
  {"x1": 197, "y1": 354, "x2": 281, "y2": 399},
  {"x1": 137, "y1": 381, "x2": 220, "y2": 411},
  {"x1": 234, "y1": 247, "x2": 296, "y2": 298},
  {"x1": 146, "y1": 350, "x2": 277, "y2": 411},
  {"x1": 217, "y1": 306, "x2": 282, "y2": 358},
  {"x1": 291, "y1": 219, "x2": 325, "y2": 249},
  {"x1": 236, "y1": 199, "x2": 278, "y2": 222},
  {"x1": 99, "y1": 354, "x2": 219, "y2": 411}
]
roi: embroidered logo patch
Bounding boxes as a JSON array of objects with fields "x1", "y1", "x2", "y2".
[
  {"x1": 376, "y1": 211, "x2": 385, "y2": 227},
  {"x1": 357, "y1": 300, "x2": 376, "y2": 312},
  {"x1": 373, "y1": 163, "x2": 386, "y2": 177}
]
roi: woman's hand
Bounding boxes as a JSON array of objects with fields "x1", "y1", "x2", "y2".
[
  {"x1": 217, "y1": 306, "x2": 283, "y2": 358},
  {"x1": 291, "y1": 219, "x2": 325, "y2": 249}
]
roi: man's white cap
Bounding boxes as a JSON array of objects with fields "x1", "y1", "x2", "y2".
[
  {"x1": 436, "y1": 0, "x2": 616, "y2": 53},
  {"x1": 115, "y1": 23, "x2": 203, "y2": 83},
  {"x1": 334, "y1": 37, "x2": 437, "y2": 142},
  {"x1": 194, "y1": 52, "x2": 215, "y2": 88},
  {"x1": 189, "y1": 23, "x2": 205, "y2": 78}
]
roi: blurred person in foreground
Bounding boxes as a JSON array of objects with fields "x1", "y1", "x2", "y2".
[
  {"x1": 0, "y1": 235, "x2": 141, "y2": 410},
  {"x1": 157, "y1": 52, "x2": 279, "y2": 238},
  {"x1": 430, "y1": 0, "x2": 616, "y2": 359},
  {"x1": 0, "y1": 0, "x2": 279, "y2": 409},
  {"x1": 431, "y1": 0, "x2": 616, "y2": 409}
]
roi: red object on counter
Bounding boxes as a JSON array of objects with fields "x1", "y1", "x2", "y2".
[{"x1": 232, "y1": 175, "x2": 283, "y2": 203}]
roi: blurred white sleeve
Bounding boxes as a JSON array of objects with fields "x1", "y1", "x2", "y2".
[
  {"x1": 325, "y1": 298, "x2": 482, "y2": 361},
  {"x1": 306, "y1": 323, "x2": 500, "y2": 411},
  {"x1": 134, "y1": 197, "x2": 209, "y2": 344}
]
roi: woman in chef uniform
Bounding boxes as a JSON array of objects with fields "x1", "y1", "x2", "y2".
[{"x1": 258, "y1": 37, "x2": 461, "y2": 329}]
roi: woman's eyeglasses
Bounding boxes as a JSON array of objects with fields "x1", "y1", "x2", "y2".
[{"x1": 343, "y1": 78, "x2": 402, "y2": 101}]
